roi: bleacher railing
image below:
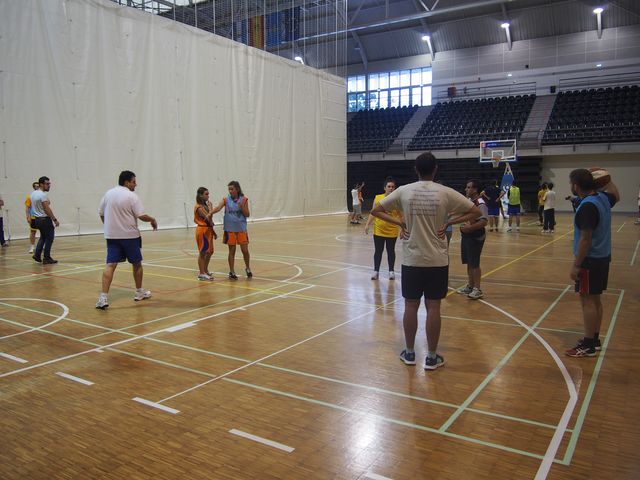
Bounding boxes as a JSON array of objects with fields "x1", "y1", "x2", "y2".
[
  {"x1": 434, "y1": 82, "x2": 536, "y2": 103},
  {"x1": 557, "y1": 72, "x2": 640, "y2": 92}
]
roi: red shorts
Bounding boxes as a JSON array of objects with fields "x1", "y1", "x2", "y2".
[
  {"x1": 223, "y1": 231, "x2": 249, "y2": 246},
  {"x1": 196, "y1": 226, "x2": 214, "y2": 254}
]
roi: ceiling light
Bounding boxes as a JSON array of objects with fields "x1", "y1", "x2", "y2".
[
  {"x1": 596, "y1": 63, "x2": 602, "y2": 67},
  {"x1": 507, "y1": 73, "x2": 513, "y2": 77},
  {"x1": 593, "y1": 7, "x2": 604, "y2": 15},
  {"x1": 294, "y1": 56, "x2": 304, "y2": 64},
  {"x1": 501, "y1": 22, "x2": 510, "y2": 29},
  {"x1": 422, "y1": 35, "x2": 430, "y2": 41}
]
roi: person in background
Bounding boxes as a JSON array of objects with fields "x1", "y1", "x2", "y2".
[
  {"x1": 481, "y1": 179, "x2": 501, "y2": 232},
  {"x1": 31, "y1": 176, "x2": 60, "y2": 264},
  {"x1": 0, "y1": 191, "x2": 7, "y2": 247},
  {"x1": 542, "y1": 182, "x2": 557, "y2": 233},
  {"x1": 537, "y1": 182, "x2": 548, "y2": 226},
  {"x1": 25, "y1": 181, "x2": 40, "y2": 253},
  {"x1": 364, "y1": 177, "x2": 401, "y2": 280},
  {"x1": 504, "y1": 180, "x2": 522, "y2": 232}
]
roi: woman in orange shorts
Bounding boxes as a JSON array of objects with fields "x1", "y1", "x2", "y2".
[
  {"x1": 211, "y1": 181, "x2": 251, "y2": 280},
  {"x1": 194, "y1": 187, "x2": 217, "y2": 281}
]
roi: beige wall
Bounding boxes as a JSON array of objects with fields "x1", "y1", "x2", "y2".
[{"x1": 541, "y1": 154, "x2": 639, "y2": 212}]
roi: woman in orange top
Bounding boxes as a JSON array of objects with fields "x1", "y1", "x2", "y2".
[{"x1": 194, "y1": 187, "x2": 217, "y2": 281}]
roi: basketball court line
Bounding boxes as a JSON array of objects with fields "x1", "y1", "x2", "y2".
[
  {"x1": 616, "y1": 222, "x2": 626, "y2": 232},
  {"x1": 0, "y1": 303, "x2": 588, "y2": 463},
  {"x1": 0, "y1": 284, "x2": 314, "y2": 379},
  {"x1": 630, "y1": 240, "x2": 639, "y2": 266},
  {"x1": 228, "y1": 429, "x2": 295, "y2": 453},
  {"x1": 363, "y1": 472, "x2": 393, "y2": 480},
  {"x1": 560, "y1": 289, "x2": 625, "y2": 466},
  {"x1": 0, "y1": 352, "x2": 28, "y2": 363},
  {"x1": 55, "y1": 371, "x2": 94, "y2": 386},
  {"x1": 0, "y1": 299, "x2": 69, "y2": 340},
  {"x1": 0, "y1": 305, "x2": 579, "y2": 433}
]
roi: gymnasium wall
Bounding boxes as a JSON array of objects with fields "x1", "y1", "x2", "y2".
[
  {"x1": 541, "y1": 154, "x2": 639, "y2": 212},
  {"x1": 0, "y1": 0, "x2": 346, "y2": 239}
]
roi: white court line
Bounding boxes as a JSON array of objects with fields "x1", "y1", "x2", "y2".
[
  {"x1": 132, "y1": 397, "x2": 180, "y2": 414},
  {"x1": 228, "y1": 429, "x2": 295, "y2": 453},
  {"x1": 0, "y1": 352, "x2": 28, "y2": 363},
  {"x1": 631, "y1": 240, "x2": 639, "y2": 266},
  {"x1": 155, "y1": 294, "x2": 402, "y2": 405},
  {"x1": 0, "y1": 285, "x2": 313, "y2": 380},
  {"x1": 56, "y1": 372, "x2": 94, "y2": 386},
  {"x1": 478, "y1": 293, "x2": 578, "y2": 480},
  {"x1": 364, "y1": 472, "x2": 393, "y2": 480},
  {"x1": 0, "y1": 299, "x2": 69, "y2": 340},
  {"x1": 616, "y1": 222, "x2": 626, "y2": 233},
  {"x1": 164, "y1": 322, "x2": 196, "y2": 333}
]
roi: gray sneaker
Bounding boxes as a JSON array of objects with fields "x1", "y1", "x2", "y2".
[
  {"x1": 96, "y1": 296, "x2": 109, "y2": 310},
  {"x1": 468, "y1": 288, "x2": 484, "y2": 300},
  {"x1": 424, "y1": 354, "x2": 445, "y2": 370},
  {"x1": 457, "y1": 284, "x2": 473, "y2": 295}
]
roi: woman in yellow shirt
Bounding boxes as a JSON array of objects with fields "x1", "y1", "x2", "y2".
[{"x1": 364, "y1": 177, "x2": 402, "y2": 280}]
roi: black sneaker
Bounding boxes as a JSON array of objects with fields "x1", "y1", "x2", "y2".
[
  {"x1": 424, "y1": 354, "x2": 446, "y2": 370},
  {"x1": 43, "y1": 258, "x2": 58, "y2": 264},
  {"x1": 228, "y1": 272, "x2": 238, "y2": 280},
  {"x1": 399, "y1": 350, "x2": 416, "y2": 365},
  {"x1": 245, "y1": 268, "x2": 253, "y2": 278},
  {"x1": 32, "y1": 255, "x2": 42, "y2": 263},
  {"x1": 595, "y1": 339, "x2": 602, "y2": 351}
]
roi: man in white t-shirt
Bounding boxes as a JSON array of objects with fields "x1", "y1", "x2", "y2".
[
  {"x1": 31, "y1": 176, "x2": 60, "y2": 264},
  {"x1": 96, "y1": 170, "x2": 157, "y2": 309},
  {"x1": 350, "y1": 183, "x2": 362, "y2": 224},
  {"x1": 542, "y1": 182, "x2": 557, "y2": 233},
  {"x1": 372, "y1": 152, "x2": 481, "y2": 370}
]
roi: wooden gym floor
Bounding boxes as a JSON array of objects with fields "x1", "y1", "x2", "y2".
[{"x1": 1, "y1": 212, "x2": 638, "y2": 480}]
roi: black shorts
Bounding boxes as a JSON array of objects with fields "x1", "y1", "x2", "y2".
[
  {"x1": 461, "y1": 235, "x2": 485, "y2": 268},
  {"x1": 575, "y1": 257, "x2": 610, "y2": 295},
  {"x1": 401, "y1": 265, "x2": 449, "y2": 300}
]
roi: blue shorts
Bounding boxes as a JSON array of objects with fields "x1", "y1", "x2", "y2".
[
  {"x1": 487, "y1": 205, "x2": 500, "y2": 217},
  {"x1": 106, "y1": 237, "x2": 143, "y2": 264},
  {"x1": 507, "y1": 204, "x2": 521, "y2": 216}
]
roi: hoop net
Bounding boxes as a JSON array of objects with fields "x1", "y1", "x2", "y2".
[{"x1": 491, "y1": 151, "x2": 503, "y2": 168}]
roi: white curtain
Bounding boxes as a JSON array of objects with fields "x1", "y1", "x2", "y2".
[{"x1": 0, "y1": 0, "x2": 347, "y2": 239}]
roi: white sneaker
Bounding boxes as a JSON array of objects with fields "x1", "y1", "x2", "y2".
[
  {"x1": 549, "y1": 230, "x2": 554, "y2": 233},
  {"x1": 458, "y1": 284, "x2": 473, "y2": 295},
  {"x1": 389, "y1": 271, "x2": 395, "y2": 280},
  {"x1": 541, "y1": 229, "x2": 549, "y2": 234},
  {"x1": 516, "y1": 227, "x2": 520, "y2": 232},
  {"x1": 507, "y1": 227, "x2": 512, "y2": 232},
  {"x1": 134, "y1": 289, "x2": 152, "y2": 301},
  {"x1": 95, "y1": 296, "x2": 109, "y2": 310},
  {"x1": 28, "y1": 246, "x2": 34, "y2": 253},
  {"x1": 371, "y1": 271, "x2": 379, "y2": 280},
  {"x1": 197, "y1": 273, "x2": 212, "y2": 281},
  {"x1": 468, "y1": 288, "x2": 484, "y2": 300}
]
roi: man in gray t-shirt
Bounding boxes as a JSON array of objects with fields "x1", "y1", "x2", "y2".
[{"x1": 372, "y1": 152, "x2": 481, "y2": 371}]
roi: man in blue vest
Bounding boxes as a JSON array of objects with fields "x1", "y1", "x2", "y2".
[{"x1": 566, "y1": 169, "x2": 619, "y2": 357}]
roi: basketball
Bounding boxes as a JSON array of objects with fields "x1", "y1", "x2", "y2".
[{"x1": 589, "y1": 167, "x2": 611, "y2": 188}]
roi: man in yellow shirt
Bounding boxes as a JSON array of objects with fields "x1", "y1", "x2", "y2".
[
  {"x1": 504, "y1": 180, "x2": 522, "y2": 232},
  {"x1": 24, "y1": 181, "x2": 39, "y2": 253}
]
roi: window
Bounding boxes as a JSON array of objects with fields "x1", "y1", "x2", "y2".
[
  {"x1": 369, "y1": 73, "x2": 378, "y2": 91},
  {"x1": 400, "y1": 88, "x2": 411, "y2": 107},
  {"x1": 400, "y1": 70, "x2": 411, "y2": 88},
  {"x1": 347, "y1": 67, "x2": 432, "y2": 111}
]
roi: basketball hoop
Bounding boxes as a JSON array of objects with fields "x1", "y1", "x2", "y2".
[{"x1": 491, "y1": 153, "x2": 502, "y2": 168}]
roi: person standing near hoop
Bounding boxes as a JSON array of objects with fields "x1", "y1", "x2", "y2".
[
  {"x1": 537, "y1": 183, "x2": 548, "y2": 226},
  {"x1": 505, "y1": 180, "x2": 522, "y2": 232},
  {"x1": 481, "y1": 179, "x2": 501, "y2": 232}
]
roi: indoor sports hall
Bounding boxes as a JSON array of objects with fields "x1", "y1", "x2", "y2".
[{"x1": 1, "y1": 1, "x2": 639, "y2": 479}]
